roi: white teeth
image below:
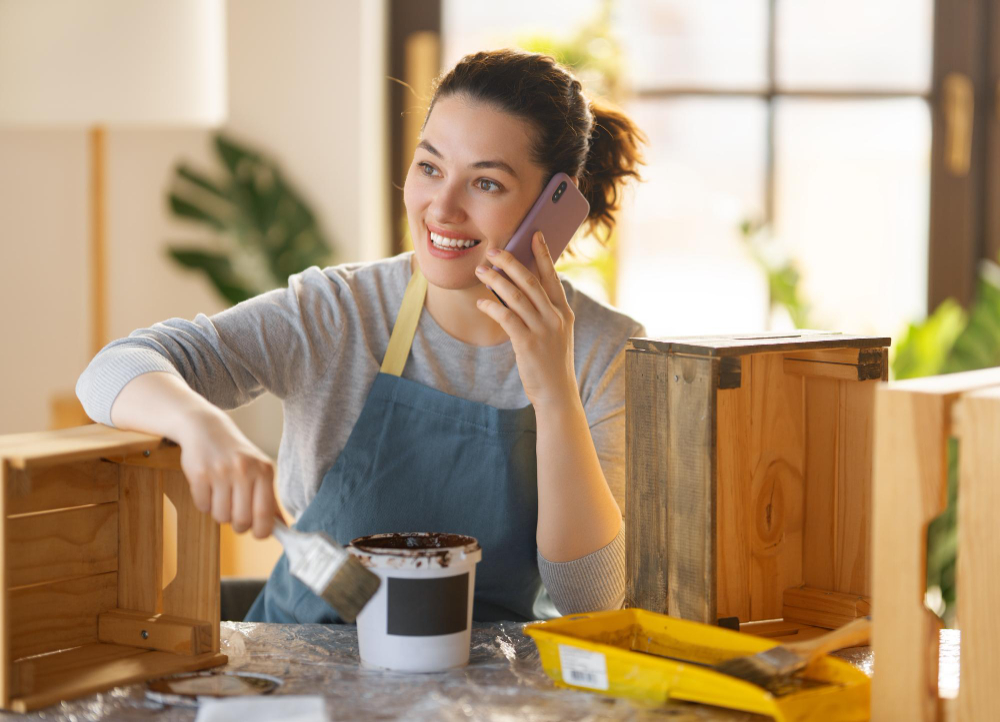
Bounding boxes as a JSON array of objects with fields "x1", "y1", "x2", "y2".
[{"x1": 430, "y1": 231, "x2": 480, "y2": 250}]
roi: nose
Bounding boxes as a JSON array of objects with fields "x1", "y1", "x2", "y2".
[{"x1": 426, "y1": 179, "x2": 467, "y2": 225}]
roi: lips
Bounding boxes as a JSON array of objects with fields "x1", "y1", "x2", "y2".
[{"x1": 425, "y1": 228, "x2": 482, "y2": 259}]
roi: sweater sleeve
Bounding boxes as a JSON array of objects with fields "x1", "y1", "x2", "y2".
[
  {"x1": 76, "y1": 267, "x2": 347, "y2": 427},
  {"x1": 536, "y1": 320, "x2": 645, "y2": 615}
]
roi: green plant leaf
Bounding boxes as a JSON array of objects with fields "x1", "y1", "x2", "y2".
[
  {"x1": 165, "y1": 247, "x2": 256, "y2": 305},
  {"x1": 168, "y1": 193, "x2": 228, "y2": 232},
  {"x1": 175, "y1": 164, "x2": 232, "y2": 202},
  {"x1": 891, "y1": 299, "x2": 966, "y2": 380}
]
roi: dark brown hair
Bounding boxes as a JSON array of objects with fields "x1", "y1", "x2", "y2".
[{"x1": 425, "y1": 48, "x2": 647, "y2": 242}]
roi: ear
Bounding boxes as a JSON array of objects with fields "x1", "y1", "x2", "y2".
[{"x1": 570, "y1": 176, "x2": 580, "y2": 188}]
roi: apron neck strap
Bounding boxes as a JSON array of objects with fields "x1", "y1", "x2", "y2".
[{"x1": 380, "y1": 263, "x2": 428, "y2": 376}]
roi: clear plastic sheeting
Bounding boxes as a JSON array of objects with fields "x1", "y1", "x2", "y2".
[{"x1": 0, "y1": 621, "x2": 902, "y2": 721}]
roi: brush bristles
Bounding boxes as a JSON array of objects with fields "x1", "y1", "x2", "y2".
[
  {"x1": 714, "y1": 647, "x2": 804, "y2": 689},
  {"x1": 320, "y1": 555, "x2": 381, "y2": 623}
]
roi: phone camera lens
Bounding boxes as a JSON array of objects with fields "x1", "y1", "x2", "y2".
[{"x1": 552, "y1": 181, "x2": 566, "y2": 203}]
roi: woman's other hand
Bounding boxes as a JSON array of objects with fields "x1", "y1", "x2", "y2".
[{"x1": 474, "y1": 232, "x2": 578, "y2": 412}]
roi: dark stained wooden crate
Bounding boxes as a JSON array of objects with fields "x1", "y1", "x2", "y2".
[{"x1": 624, "y1": 331, "x2": 889, "y2": 638}]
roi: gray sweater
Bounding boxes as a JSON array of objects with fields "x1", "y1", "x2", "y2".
[{"x1": 76, "y1": 252, "x2": 644, "y2": 616}]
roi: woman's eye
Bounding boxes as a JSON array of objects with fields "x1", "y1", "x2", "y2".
[
  {"x1": 477, "y1": 179, "x2": 501, "y2": 193},
  {"x1": 418, "y1": 161, "x2": 439, "y2": 177}
]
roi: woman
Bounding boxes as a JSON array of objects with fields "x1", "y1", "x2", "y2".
[{"x1": 76, "y1": 49, "x2": 647, "y2": 622}]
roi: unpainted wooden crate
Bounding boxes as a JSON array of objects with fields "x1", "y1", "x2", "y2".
[
  {"x1": 872, "y1": 368, "x2": 1000, "y2": 722},
  {"x1": 624, "y1": 331, "x2": 889, "y2": 640},
  {"x1": 0, "y1": 425, "x2": 226, "y2": 712}
]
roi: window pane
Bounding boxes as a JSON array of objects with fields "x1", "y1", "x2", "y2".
[
  {"x1": 617, "y1": 98, "x2": 768, "y2": 337},
  {"x1": 773, "y1": 99, "x2": 930, "y2": 338},
  {"x1": 442, "y1": 0, "x2": 602, "y2": 69},
  {"x1": 619, "y1": 0, "x2": 768, "y2": 91},
  {"x1": 776, "y1": 0, "x2": 933, "y2": 91}
]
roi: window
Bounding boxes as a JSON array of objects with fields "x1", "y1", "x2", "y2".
[{"x1": 438, "y1": 0, "x2": 934, "y2": 338}]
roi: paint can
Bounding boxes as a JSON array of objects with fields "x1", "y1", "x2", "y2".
[{"x1": 348, "y1": 532, "x2": 482, "y2": 672}]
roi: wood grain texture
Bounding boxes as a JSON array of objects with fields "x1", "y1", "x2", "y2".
[
  {"x1": 748, "y1": 353, "x2": 805, "y2": 621},
  {"x1": 625, "y1": 349, "x2": 670, "y2": 613},
  {"x1": 738, "y1": 619, "x2": 829, "y2": 644},
  {"x1": 162, "y1": 470, "x2": 220, "y2": 650},
  {"x1": 716, "y1": 355, "x2": 751, "y2": 621},
  {"x1": 98, "y1": 609, "x2": 212, "y2": 655},
  {"x1": 956, "y1": 388, "x2": 1000, "y2": 721},
  {"x1": 630, "y1": 332, "x2": 891, "y2": 358},
  {"x1": 8, "y1": 572, "x2": 118, "y2": 661},
  {"x1": 782, "y1": 585, "x2": 870, "y2": 629},
  {"x1": 0, "y1": 425, "x2": 164, "y2": 471},
  {"x1": 6, "y1": 460, "x2": 117, "y2": 516},
  {"x1": 118, "y1": 466, "x2": 163, "y2": 613},
  {"x1": 872, "y1": 385, "x2": 949, "y2": 722},
  {"x1": 7, "y1": 503, "x2": 118, "y2": 588},
  {"x1": 665, "y1": 354, "x2": 717, "y2": 623},
  {"x1": 9, "y1": 648, "x2": 227, "y2": 713},
  {"x1": 836, "y1": 381, "x2": 874, "y2": 596},
  {"x1": 0, "y1": 462, "x2": 8, "y2": 707},
  {"x1": 11, "y1": 642, "x2": 144, "y2": 700},
  {"x1": 802, "y1": 377, "x2": 838, "y2": 592}
]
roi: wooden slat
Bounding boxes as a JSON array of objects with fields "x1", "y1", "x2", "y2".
[
  {"x1": 783, "y1": 358, "x2": 883, "y2": 382},
  {"x1": 9, "y1": 572, "x2": 118, "y2": 660},
  {"x1": 716, "y1": 356, "x2": 751, "y2": 621},
  {"x1": 5, "y1": 459, "x2": 117, "y2": 516},
  {"x1": 11, "y1": 642, "x2": 144, "y2": 700},
  {"x1": 630, "y1": 333, "x2": 891, "y2": 358},
  {"x1": 9, "y1": 647, "x2": 227, "y2": 713},
  {"x1": 664, "y1": 353, "x2": 717, "y2": 623},
  {"x1": 872, "y1": 385, "x2": 949, "y2": 722},
  {"x1": 802, "y1": 377, "x2": 838, "y2": 592},
  {"x1": 118, "y1": 466, "x2": 163, "y2": 613},
  {"x1": 624, "y1": 349, "x2": 670, "y2": 613},
  {"x1": 98, "y1": 608, "x2": 212, "y2": 655},
  {"x1": 7, "y1": 503, "x2": 118, "y2": 588},
  {"x1": 0, "y1": 425, "x2": 165, "y2": 471},
  {"x1": 162, "y1": 470, "x2": 220, "y2": 650},
  {"x1": 748, "y1": 353, "x2": 805, "y2": 621},
  {"x1": 104, "y1": 444, "x2": 182, "y2": 471},
  {"x1": 782, "y1": 585, "x2": 870, "y2": 630},
  {"x1": 739, "y1": 619, "x2": 829, "y2": 644},
  {"x1": 0, "y1": 462, "x2": 9, "y2": 707},
  {"x1": 835, "y1": 381, "x2": 874, "y2": 596},
  {"x1": 956, "y1": 387, "x2": 1000, "y2": 721}
]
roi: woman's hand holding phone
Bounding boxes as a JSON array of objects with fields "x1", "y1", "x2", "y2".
[{"x1": 475, "y1": 232, "x2": 579, "y2": 412}]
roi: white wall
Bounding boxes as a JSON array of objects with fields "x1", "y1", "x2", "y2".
[{"x1": 0, "y1": 0, "x2": 388, "y2": 450}]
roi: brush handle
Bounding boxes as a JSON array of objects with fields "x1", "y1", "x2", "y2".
[{"x1": 783, "y1": 616, "x2": 871, "y2": 661}]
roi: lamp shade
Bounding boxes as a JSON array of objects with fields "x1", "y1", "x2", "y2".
[{"x1": 0, "y1": 0, "x2": 226, "y2": 126}]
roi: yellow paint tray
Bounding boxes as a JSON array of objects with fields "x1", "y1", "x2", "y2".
[{"x1": 525, "y1": 609, "x2": 869, "y2": 721}]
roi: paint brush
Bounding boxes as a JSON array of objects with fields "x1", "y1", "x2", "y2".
[
  {"x1": 271, "y1": 519, "x2": 381, "y2": 623},
  {"x1": 714, "y1": 616, "x2": 871, "y2": 690}
]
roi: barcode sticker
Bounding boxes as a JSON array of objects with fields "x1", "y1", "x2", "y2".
[{"x1": 558, "y1": 644, "x2": 609, "y2": 690}]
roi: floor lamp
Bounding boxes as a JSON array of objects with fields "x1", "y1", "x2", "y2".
[{"x1": 0, "y1": 0, "x2": 227, "y2": 429}]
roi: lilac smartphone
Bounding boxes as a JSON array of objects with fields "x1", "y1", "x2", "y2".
[{"x1": 489, "y1": 172, "x2": 590, "y2": 300}]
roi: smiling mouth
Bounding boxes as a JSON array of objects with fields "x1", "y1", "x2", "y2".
[{"x1": 428, "y1": 229, "x2": 482, "y2": 252}]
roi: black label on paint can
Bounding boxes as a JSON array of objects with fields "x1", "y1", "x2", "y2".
[{"x1": 386, "y1": 573, "x2": 469, "y2": 636}]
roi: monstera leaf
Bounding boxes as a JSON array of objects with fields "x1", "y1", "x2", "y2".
[{"x1": 166, "y1": 134, "x2": 334, "y2": 306}]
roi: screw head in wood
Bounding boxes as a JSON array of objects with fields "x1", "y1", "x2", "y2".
[
  {"x1": 143, "y1": 450, "x2": 151, "y2": 457},
  {"x1": 141, "y1": 630, "x2": 149, "y2": 639}
]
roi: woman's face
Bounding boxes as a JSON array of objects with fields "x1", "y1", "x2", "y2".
[{"x1": 404, "y1": 94, "x2": 547, "y2": 290}]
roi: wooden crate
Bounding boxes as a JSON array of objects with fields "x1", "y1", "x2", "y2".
[
  {"x1": 625, "y1": 331, "x2": 889, "y2": 639},
  {"x1": 872, "y1": 368, "x2": 1000, "y2": 722},
  {"x1": 0, "y1": 425, "x2": 226, "y2": 712}
]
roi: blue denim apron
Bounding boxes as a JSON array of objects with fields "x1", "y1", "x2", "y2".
[{"x1": 245, "y1": 265, "x2": 542, "y2": 623}]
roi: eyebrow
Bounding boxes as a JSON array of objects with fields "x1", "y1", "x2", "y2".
[{"x1": 416, "y1": 140, "x2": 519, "y2": 179}]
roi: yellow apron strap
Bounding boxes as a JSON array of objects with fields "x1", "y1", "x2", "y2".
[{"x1": 380, "y1": 265, "x2": 428, "y2": 376}]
